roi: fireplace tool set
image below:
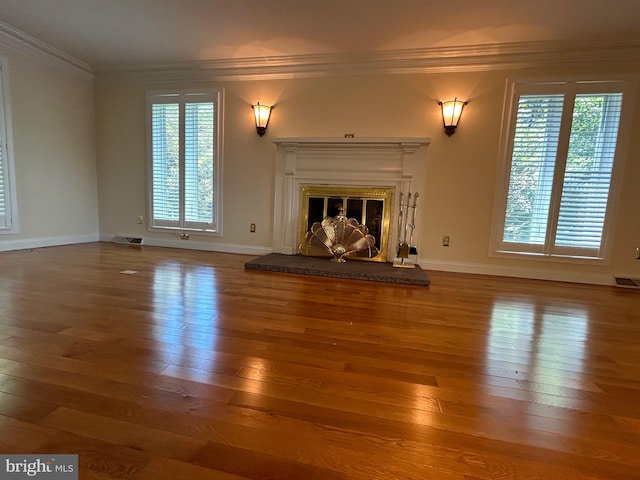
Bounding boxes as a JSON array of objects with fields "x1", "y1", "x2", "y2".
[{"x1": 394, "y1": 192, "x2": 419, "y2": 268}]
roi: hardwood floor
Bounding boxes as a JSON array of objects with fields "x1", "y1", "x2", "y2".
[{"x1": 0, "y1": 242, "x2": 639, "y2": 479}]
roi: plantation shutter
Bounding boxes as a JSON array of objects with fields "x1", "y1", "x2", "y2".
[
  {"x1": 184, "y1": 101, "x2": 215, "y2": 229},
  {"x1": 503, "y1": 95, "x2": 564, "y2": 247},
  {"x1": 0, "y1": 126, "x2": 6, "y2": 227},
  {"x1": 554, "y1": 93, "x2": 622, "y2": 249},
  {"x1": 0, "y1": 63, "x2": 11, "y2": 230},
  {"x1": 151, "y1": 102, "x2": 180, "y2": 228},
  {"x1": 148, "y1": 91, "x2": 219, "y2": 232},
  {"x1": 497, "y1": 81, "x2": 626, "y2": 259}
]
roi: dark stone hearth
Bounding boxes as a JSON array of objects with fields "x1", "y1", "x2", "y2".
[{"x1": 244, "y1": 253, "x2": 430, "y2": 286}]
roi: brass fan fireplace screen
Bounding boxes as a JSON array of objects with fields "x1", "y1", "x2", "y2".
[{"x1": 298, "y1": 186, "x2": 392, "y2": 262}]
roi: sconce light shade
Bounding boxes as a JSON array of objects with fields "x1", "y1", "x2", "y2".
[
  {"x1": 252, "y1": 102, "x2": 272, "y2": 136},
  {"x1": 439, "y1": 97, "x2": 467, "y2": 136}
]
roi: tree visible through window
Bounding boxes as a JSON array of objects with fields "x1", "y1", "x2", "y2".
[
  {"x1": 147, "y1": 91, "x2": 223, "y2": 233},
  {"x1": 494, "y1": 80, "x2": 629, "y2": 259}
]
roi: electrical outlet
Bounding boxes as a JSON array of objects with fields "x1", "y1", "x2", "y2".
[
  {"x1": 250, "y1": 223, "x2": 256, "y2": 233},
  {"x1": 136, "y1": 216, "x2": 143, "y2": 224},
  {"x1": 442, "y1": 235, "x2": 450, "y2": 247}
]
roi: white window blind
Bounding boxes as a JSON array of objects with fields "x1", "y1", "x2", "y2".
[
  {"x1": 0, "y1": 122, "x2": 6, "y2": 226},
  {"x1": 555, "y1": 93, "x2": 622, "y2": 249},
  {"x1": 503, "y1": 95, "x2": 564, "y2": 245},
  {"x1": 151, "y1": 102, "x2": 180, "y2": 225},
  {"x1": 148, "y1": 91, "x2": 222, "y2": 233},
  {"x1": 0, "y1": 59, "x2": 16, "y2": 233},
  {"x1": 184, "y1": 102, "x2": 214, "y2": 225},
  {"x1": 495, "y1": 80, "x2": 628, "y2": 260}
]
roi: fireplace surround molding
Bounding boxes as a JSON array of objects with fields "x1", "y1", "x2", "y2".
[{"x1": 272, "y1": 137, "x2": 430, "y2": 258}]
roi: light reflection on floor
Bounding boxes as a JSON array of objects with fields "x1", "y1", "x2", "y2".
[
  {"x1": 151, "y1": 261, "x2": 219, "y2": 368},
  {"x1": 486, "y1": 297, "x2": 589, "y2": 407},
  {"x1": 412, "y1": 383, "x2": 439, "y2": 426}
]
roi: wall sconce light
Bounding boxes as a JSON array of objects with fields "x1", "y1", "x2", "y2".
[
  {"x1": 439, "y1": 97, "x2": 467, "y2": 136},
  {"x1": 252, "y1": 102, "x2": 272, "y2": 136}
]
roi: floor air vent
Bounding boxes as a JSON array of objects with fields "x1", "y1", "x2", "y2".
[
  {"x1": 613, "y1": 277, "x2": 640, "y2": 289},
  {"x1": 114, "y1": 235, "x2": 143, "y2": 246}
]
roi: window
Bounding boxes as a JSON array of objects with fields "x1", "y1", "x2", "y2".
[
  {"x1": 147, "y1": 90, "x2": 223, "y2": 234},
  {"x1": 492, "y1": 79, "x2": 632, "y2": 260},
  {"x1": 0, "y1": 58, "x2": 17, "y2": 234}
]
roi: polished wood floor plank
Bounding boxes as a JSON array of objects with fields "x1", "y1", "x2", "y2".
[
  {"x1": 136, "y1": 457, "x2": 251, "y2": 480},
  {"x1": 39, "y1": 407, "x2": 209, "y2": 461},
  {"x1": 0, "y1": 242, "x2": 639, "y2": 479},
  {"x1": 35, "y1": 429, "x2": 152, "y2": 480}
]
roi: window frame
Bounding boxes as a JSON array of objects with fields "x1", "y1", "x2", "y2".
[
  {"x1": 146, "y1": 89, "x2": 224, "y2": 236},
  {"x1": 0, "y1": 56, "x2": 18, "y2": 235},
  {"x1": 490, "y1": 76, "x2": 636, "y2": 263}
]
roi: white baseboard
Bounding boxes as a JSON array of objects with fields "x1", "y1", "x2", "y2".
[
  {"x1": 418, "y1": 258, "x2": 613, "y2": 286},
  {"x1": 100, "y1": 233, "x2": 272, "y2": 256},
  {"x1": 0, "y1": 233, "x2": 99, "y2": 252},
  {"x1": 2, "y1": 234, "x2": 618, "y2": 286}
]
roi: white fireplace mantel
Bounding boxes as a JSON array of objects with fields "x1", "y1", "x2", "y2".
[{"x1": 271, "y1": 137, "x2": 430, "y2": 257}]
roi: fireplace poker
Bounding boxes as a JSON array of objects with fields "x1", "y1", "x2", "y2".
[
  {"x1": 397, "y1": 191, "x2": 404, "y2": 257},
  {"x1": 407, "y1": 192, "x2": 419, "y2": 255},
  {"x1": 398, "y1": 192, "x2": 411, "y2": 259}
]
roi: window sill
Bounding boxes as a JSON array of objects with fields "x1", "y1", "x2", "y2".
[
  {"x1": 148, "y1": 226, "x2": 222, "y2": 237},
  {"x1": 490, "y1": 249, "x2": 608, "y2": 266}
]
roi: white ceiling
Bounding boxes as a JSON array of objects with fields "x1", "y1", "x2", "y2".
[{"x1": 1, "y1": 0, "x2": 640, "y2": 73}]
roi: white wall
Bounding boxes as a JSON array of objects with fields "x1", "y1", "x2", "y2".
[
  {"x1": 0, "y1": 45, "x2": 98, "y2": 251},
  {"x1": 1, "y1": 23, "x2": 637, "y2": 285},
  {"x1": 96, "y1": 67, "x2": 640, "y2": 284}
]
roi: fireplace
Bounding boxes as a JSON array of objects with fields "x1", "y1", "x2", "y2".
[
  {"x1": 272, "y1": 137, "x2": 430, "y2": 262},
  {"x1": 300, "y1": 185, "x2": 392, "y2": 261}
]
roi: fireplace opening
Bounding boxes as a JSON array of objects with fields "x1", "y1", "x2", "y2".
[{"x1": 299, "y1": 185, "x2": 392, "y2": 262}]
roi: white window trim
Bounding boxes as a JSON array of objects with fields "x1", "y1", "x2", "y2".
[
  {"x1": 146, "y1": 89, "x2": 224, "y2": 236},
  {"x1": 489, "y1": 75, "x2": 637, "y2": 264},
  {"x1": 0, "y1": 56, "x2": 18, "y2": 235}
]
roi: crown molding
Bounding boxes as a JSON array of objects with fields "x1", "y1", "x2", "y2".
[
  {"x1": 0, "y1": 20, "x2": 93, "y2": 80},
  {"x1": 97, "y1": 36, "x2": 640, "y2": 84},
  {"x1": 1, "y1": 17, "x2": 638, "y2": 84}
]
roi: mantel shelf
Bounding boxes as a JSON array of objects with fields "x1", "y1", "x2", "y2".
[{"x1": 272, "y1": 137, "x2": 431, "y2": 147}]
